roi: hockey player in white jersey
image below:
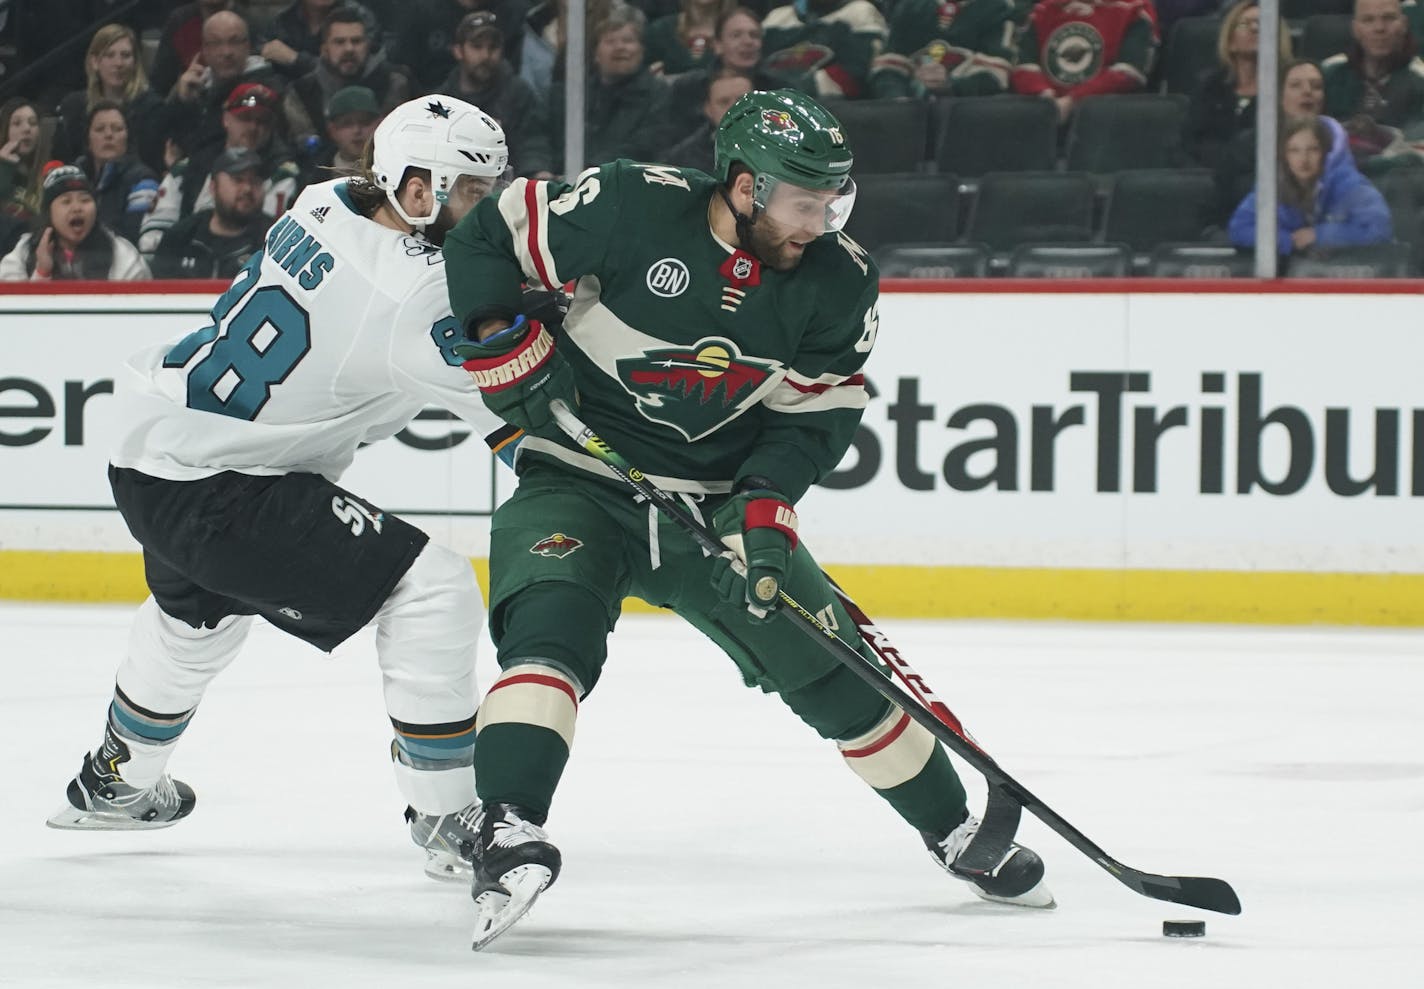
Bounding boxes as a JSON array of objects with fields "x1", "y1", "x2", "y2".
[{"x1": 48, "y1": 96, "x2": 522, "y2": 883}]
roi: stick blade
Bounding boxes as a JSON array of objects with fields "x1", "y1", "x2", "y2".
[{"x1": 1136, "y1": 873, "x2": 1242, "y2": 915}]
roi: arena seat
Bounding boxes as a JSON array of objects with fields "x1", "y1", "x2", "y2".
[
  {"x1": 875, "y1": 243, "x2": 990, "y2": 278},
  {"x1": 1065, "y1": 95, "x2": 1190, "y2": 173},
  {"x1": 935, "y1": 96, "x2": 1058, "y2": 180},
  {"x1": 1286, "y1": 243, "x2": 1417, "y2": 277},
  {"x1": 844, "y1": 173, "x2": 958, "y2": 252},
  {"x1": 828, "y1": 98, "x2": 930, "y2": 173},
  {"x1": 964, "y1": 171, "x2": 1096, "y2": 251},
  {"x1": 1301, "y1": 14, "x2": 1354, "y2": 61},
  {"x1": 1008, "y1": 243, "x2": 1133, "y2": 278},
  {"x1": 1162, "y1": 17, "x2": 1223, "y2": 96},
  {"x1": 1149, "y1": 243, "x2": 1255, "y2": 277},
  {"x1": 1102, "y1": 169, "x2": 1219, "y2": 252}
]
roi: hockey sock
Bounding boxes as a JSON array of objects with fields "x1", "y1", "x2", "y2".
[
  {"x1": 390, "y1": 714, "x2": 478, "y2": 815},
  {"x1": 473, "y1": 662, "x2": 581, "y2": 817},
  {"x1": 838, "y1": 707, "x2": 968, "y2": 835},
  {"x1": 102, "y1": 684, "x2": 195, "y2": 787}
]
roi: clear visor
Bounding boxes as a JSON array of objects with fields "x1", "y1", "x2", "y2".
[
  {"x1": 432, "y1": 167, "x2": 512, "y2": 221},
  {"x1": 754, "y1": 174, "x2": 857, "y2": 237}
]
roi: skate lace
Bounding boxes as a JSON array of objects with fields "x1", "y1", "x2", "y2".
[
  {"x1": 936, "y1": 814, "x2": 981, "y2": 865},
  {"x1": 490, "y1": 818, "x2": 549, "y2": 849},
  {"x1": 107, "y1": 773, "x2": 180, "y2": 812}
]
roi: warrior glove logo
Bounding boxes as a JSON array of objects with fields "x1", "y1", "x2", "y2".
[
  {"x1": 530, "y1": 533, "x2": 584, "y2": 559},
  {"x1": 616, "y1": 337, "x2": 780, "y2": 440}
]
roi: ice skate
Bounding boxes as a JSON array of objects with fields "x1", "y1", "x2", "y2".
[
  {"x1": 46, "y1": 728, "x2": 195, "y2": 831},
  {"x1": 406, "y1": 803, "x2": 481, "y2": 882},
  {"x1": 924, "y1": 813, "x2": 1055, "y2": 909},
  {"x1": 468, "y1": 802, "x2": 561, "y2": 950}
]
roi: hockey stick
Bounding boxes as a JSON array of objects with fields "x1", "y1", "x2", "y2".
[{"x1": 548, "y1": 399, "x2": 1242, "y2": 916}]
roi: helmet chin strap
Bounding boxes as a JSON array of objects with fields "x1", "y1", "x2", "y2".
[{"x1": 718, "y1": 186, "x2": 760, "y2": 254}]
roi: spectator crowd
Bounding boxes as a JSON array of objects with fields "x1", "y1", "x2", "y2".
[{"x1": 0, "y1": 0, "x2": 1421, "y2": 281}]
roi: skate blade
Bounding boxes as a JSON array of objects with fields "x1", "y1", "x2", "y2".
[
  {"x1": 424, "y1": 850, "x2": 473, "y2": 883},
  {"x1": 45, "y1": 803, "x2": 181, "y2": 832},
  {"x1": 970, "y1": 879, "x2": 1057, "y2": 909},
  {"x1": 471, "y1": 864, "x2": 554, "y2": 951}
]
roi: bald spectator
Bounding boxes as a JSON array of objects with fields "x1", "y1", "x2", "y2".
[
  {"x1": 658, "y1": 73, "x2": 751, "y2": 171},
  {"x1": 284, "y1": 5, "x2": 412, "y2": 155},
  {"x1": 437, "y1": 11, "x2": 554, "y2": 177},
  {"x1": 1323, "y1": 0, "x2": 1424, "y2": 129},
  {"x1": 150, "y1": 2, "x2": 251, "y2": 97},
  {"x1": 163, "y1": 10, "x2": 283, "y2": 163}
]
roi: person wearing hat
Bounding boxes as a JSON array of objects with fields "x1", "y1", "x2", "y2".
[
  {"x1": 284, "y1": 5, "x2": 412, "y2": 155},
  {"x1": 313, "y1": 85, "x2": 382, "y2": 178},
  {"x1": 438, "y1": 10, "x2": 554, "y2": 178},
  {"x1": 160, "y1": 10, "x2": 284, "y2": 166},
  {"x1": 150, "y1": 147, "x2": 275, "y2": 279},
  {"x1": 0, "y1": 161, "x2": 151, "y2": 280},
  {"x1": 393, "y1": 0, "x2": 529, "y2": 92},
  {"x1": 141, "y1": 81, "x2": 300, "y2": 255}
]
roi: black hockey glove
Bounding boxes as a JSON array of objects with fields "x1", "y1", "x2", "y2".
[
  {"x1": 454, "y1": 314, "x2": 577, "y2": 440},
  {"x1": 709, "y1": 481, "x2": 798, "y2": 621},
  {"x1": 520, "y1": 287, "x2": 570, "y2": 331}
]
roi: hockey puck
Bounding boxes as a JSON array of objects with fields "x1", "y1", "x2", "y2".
[{"x1": 1162, "y1": 920, "x2": 1206, "y2": 938}]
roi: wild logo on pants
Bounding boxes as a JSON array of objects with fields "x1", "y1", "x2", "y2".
[{"x1": 530, "y1": 533, "x2": 583, "y2": 559}]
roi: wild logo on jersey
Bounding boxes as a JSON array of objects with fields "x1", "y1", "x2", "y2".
[{"x1": 615, "y1": 337, "x2": 780, "y2": 441}]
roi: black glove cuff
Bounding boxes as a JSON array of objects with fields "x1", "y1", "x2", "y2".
[{"x1": 735, "y1": 475, "x2": 781, "y2": 495}]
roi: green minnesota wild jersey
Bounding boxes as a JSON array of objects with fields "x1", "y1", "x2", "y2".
[{"x1": 444, "y1": 160, "x2": 879, "y2": 504}]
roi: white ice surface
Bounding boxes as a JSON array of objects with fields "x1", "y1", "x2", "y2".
[{"x1": 2, "y1": 603, "x2": 1422, "y2": 988}]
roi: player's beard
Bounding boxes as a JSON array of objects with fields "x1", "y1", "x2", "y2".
[
  {"x1": 423, "y1": 204, "x2": 457, "y2": 246},
  {"x1": 744, "y1": 215, "x2": 809, "y2": 273}
]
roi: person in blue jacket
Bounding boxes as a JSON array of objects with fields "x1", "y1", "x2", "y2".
[{"x1": 1229, "y1": 113, "x2": 1393, "y2": 255}]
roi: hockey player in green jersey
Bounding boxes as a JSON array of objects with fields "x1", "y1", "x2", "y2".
[{"x1": 442, "y1": 89, "x2": 1054, "y2": 949}]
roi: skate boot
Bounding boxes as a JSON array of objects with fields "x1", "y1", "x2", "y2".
[
  {"x1": 47, "y1": 728, "x2": 195, "y2": 831},
  {"x1": 406, "y1": 804, "x2": 481, "y2": 882},
  {"x1": 469, "y1": 802, "x2": 562, "y2": 950},
  {"x1": 923, "y1": 812, "x2": 1055, "y2": 908}
]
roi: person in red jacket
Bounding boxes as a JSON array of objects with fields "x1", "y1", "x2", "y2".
[{"x1": 1010, "y1": 0, "x2": 1159, "y2": 122}]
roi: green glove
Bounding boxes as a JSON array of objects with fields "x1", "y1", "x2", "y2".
[
  {"x1": 709, "y1": 482, "x2": 799, "y2": 620},
  {"x1": 453, "y1": 315, "x2": 577, "y2": 440}
]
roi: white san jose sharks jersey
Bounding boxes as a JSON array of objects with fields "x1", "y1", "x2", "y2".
[{"x1": 111, "y1": 179, "x2": 510, "y2": 482}]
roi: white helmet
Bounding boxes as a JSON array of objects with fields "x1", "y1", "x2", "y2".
[{"x1": 371, "y1": 96, "x2": 510, "y2": 230}]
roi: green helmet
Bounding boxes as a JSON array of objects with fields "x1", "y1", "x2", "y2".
[{"x1": 713, "y1": 89, "x2": 853, "y2": 192}]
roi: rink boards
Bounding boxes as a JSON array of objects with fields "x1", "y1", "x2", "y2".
[{"x1": 2, "y1": 279, "x2": 1423, "y2": 624}]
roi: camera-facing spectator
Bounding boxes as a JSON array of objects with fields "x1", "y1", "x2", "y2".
[
  {"x1": 1011, "y1": 0, "x2": 1159, "y2": 122},
  {"x1": 551, "y1": 2, "x2": 672, "y2": 168},
  {"x1": 0, "y1": 99, "x2": 45, "y2": 229},
  {"x1": 151, "y1": 147, "x2": 273, "y2": 279},
  {"x1": 869, "y1": 0, "x2": 1017, "y2": 99},
  {"x1": 1186, "y1": 1, "x2": 1292, "y2": 170},
  {"x1": 284, "y1": 4, "x2": 412, "y2": 155},
  {"x1": 1322, "y1": 0, "x2": 1424, "y2": 129},
  {"x1": 658, "y1": 72, "x2": 751, "y2": 170},
  {"x1": 394, "y1": 0, "x2": 531, "y2": 91},
  {"x1": 259, "y1": 0, "x2": 388, "y2": 82},
  {"x1": 761, "y1": 0, "x2": 887, "y2": 98},
  {"x1": 150, "y1": 2, "x2": 252, "y2": 96},
  {"x1": 667, "y1": 7, "x2": 770, "y2": 133},
  {"x1": 142, "y1": 83, "x2": 301, "y2": 254},
  {"x1": 311, "y1": 85, "x2": 381, "y2": 177},
  {"x1": 438, "y1": 11, "x2": 555, "y2": 178},
  {"x1": 645, "y1": 0, "x2": 733, "y2": 77},
  {"x1": 0, "y1": 162, "x2": 151, "y2": 281},
  {"x1": 54, "y1": 24, "x2": 167, "y2": 174},
  {"x1": 1228, "y1": 114, "x2": 1392, "y2": 254},
  {"x1": 76, "y1": 101, "x2": 161, "y2": 246},
  {"x1": 163, "y1": 10, "x2": 284, "y2": 162}
]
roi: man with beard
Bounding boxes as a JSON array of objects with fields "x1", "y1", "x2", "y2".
[
  {"x1": 140, "y1": 83, "x2": 301, "y2": 254},
  {"x1": 48, "y1": 98, "x2": 527, "y2": 897},
  {"x1": 285, "y1": 5, "x2": 412, "y2": 156},
  {"x1": 151, "y1": 147, "x2": 274, "y2": 278},
  {"x1": 439, "y1": 89, "x2": 1054, "y2": 951},
  {"x1": 438, "y1": 11, "x2": 553, "y2": 178}
]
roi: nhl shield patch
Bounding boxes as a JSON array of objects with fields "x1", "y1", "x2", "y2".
[{"x1": 530, "y1": 533, "x2": 583, "y2": 559}]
